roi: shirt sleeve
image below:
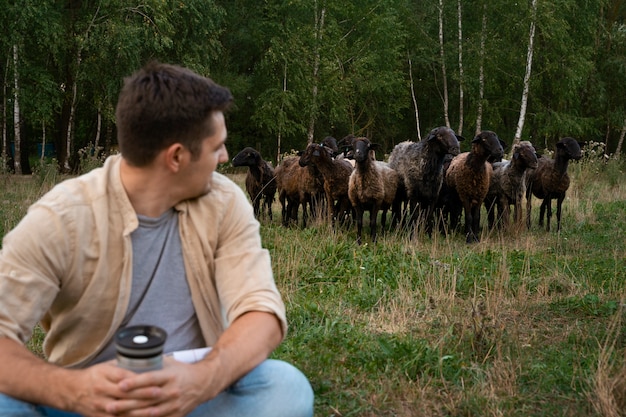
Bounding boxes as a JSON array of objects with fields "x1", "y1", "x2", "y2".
[{"x1": 212, "y1": 178, "x2": 288, "y2": 338}]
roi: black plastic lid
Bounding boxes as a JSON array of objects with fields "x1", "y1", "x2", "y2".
[{"x1": 115, "y1": 325, "x2": 167, "y2": 359}]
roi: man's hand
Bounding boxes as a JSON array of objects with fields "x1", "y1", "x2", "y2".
[{"x1": 102, "y1": 357, "x2": 213, "y2": 417}]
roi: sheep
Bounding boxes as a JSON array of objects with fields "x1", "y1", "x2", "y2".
[
  {"x1": 445, "y1": 130, "x2": 505, "y2": 243},
  {"x1": 388, "y1": 126, "x2": 464, "y2": 237},
  {"x1": 347, "y1": 137, "x2": 399, "y2": 244},
  {"x1": 484, "y1": 140, "x2": 538, "y2": 230},
  {"x1": 298, "y1": 142, "x2": 354, "y2": 226},
  {"x1": 274, "y1": 155, "x2": 324, "y2": 228},
  {"x1": 232, "y1": 147, "x2": 277, "y2": 221},
  {"x1": 525, "y1": 136, "x2": 582, "y2": 231}
]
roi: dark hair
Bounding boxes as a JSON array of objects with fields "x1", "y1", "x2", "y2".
[{"x1": 115, "y1": 61, "x2": 233, "y2": 166}]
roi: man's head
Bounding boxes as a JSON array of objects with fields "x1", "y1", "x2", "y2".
[{"x1": 115, "y1": 61, "x2": 233, "y2": 167}]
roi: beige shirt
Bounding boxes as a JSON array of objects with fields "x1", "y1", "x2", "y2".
[{"x1": 0, "y1": 155, "x2": 286, "y2": 368}]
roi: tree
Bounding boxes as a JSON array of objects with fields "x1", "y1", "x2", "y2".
[{"x1": 513, "y1": 0, "x2": 538, "y2": 144}]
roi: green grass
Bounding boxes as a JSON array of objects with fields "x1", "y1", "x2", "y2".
[{"x1": 2, "y1": 157, "x2": 626, "y2": 417}]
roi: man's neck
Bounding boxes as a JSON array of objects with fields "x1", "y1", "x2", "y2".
[{"x1": 120, "y1": 159, "x2": 179, "y2": 218}]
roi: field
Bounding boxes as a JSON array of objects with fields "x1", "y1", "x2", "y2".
[{"x1": 2, "y1": 153, "x2": 626, "y2": 416}]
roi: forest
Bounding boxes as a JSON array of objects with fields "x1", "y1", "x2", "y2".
[{"x1": 1, "y1": 0, "x2": 625, "y2": 174}]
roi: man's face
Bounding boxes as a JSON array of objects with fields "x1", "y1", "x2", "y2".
[{"x1": 181, "y1": 111, "x2": 229, "y2": 198}]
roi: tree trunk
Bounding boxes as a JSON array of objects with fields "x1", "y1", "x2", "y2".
[
  {"x1": 408, "y1": 56, "x2": 422, "y2": 140},
  {"x1": 514, "y1": 0, "x2": 538, "y2": 144},
  {"x1": 438, "y1": 0, "x2": 450, "y2": 128},
  {"x1": 307, "y1": 2, "x2": 325, "y2": 144},
  {"x1": 615, "y1": 117, "x2": 626, "y2": 158},
  {"x1": 2, "y1": 55, "x2": 7, "y2": 171},
  {"x1": 41, "y1": 122, "x2": 46, "y2": 160},
  {"x1": 64, "y1": 50, "x2": 80, "y2": 173},
  {"x1": 13, "y1": 44, "x2": 22, "y2": 175},
  {"x1": 457, "y1": 0, "x2": 464, "y2": 136},
  {"x1": 475, "y1": 3, "x2": 487, "y2": 136},
  {"x1": 95, "y1": 106, "x2": 102, "y2": 151}
]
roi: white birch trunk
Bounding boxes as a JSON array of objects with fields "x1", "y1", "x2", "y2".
[
  {"x1": 277, "y1": 63, "x2": 287, "y2": 163},
  {"x1": 2, "y1": 56, "x2": 7, "y2": 168},
  {"x1": 41, "y1": 122, "x2": 46, "y2": 160},
  {"x1": 514, "y1": 0, "x2": 538, "y2": 144},
  {"x1": 13, "y1": 44, "x2": 22, "y2": 175},
  {"x1": 408, "y1": 56, "x2": 422, "y2": 140},
  {"x1": 64, "y1": 51, "x2": 80, "y2": 172},
  {"x1": 475, "y1": 3, "x2": 487, "y2": 136},
  {"x1": 457, "y1": 0, "x2": 464, "y2": 136},
  {"x1": 307, "y1": 2, "x2": 325, "y2": 144},
  {"x1": 95, "y1": 106, "x2": 102, "y2": 150},
  {"x1": 615, "y1": 117, "x2": 626, "y2": 158},
  {"x1": 439, "y1": 0, "x2": 450, "y2": 128}
]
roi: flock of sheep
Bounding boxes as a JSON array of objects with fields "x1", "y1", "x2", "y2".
[{"x1": 232, "y1": 128, "x2": 583, "y2": 244}]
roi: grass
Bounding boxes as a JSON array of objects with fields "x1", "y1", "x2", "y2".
[{"x1": 2, "y1": 155, "x2": 626, "y2": 416}]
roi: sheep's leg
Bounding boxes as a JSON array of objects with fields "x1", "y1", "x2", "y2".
[
  {"x1": 463, "y1": 201, "x2": 475, "y2": 243},
  {"x1": 266, "y1": 197, "x2": 273, "y2": 221},
  {"x1": 556, "y1": 195, "x2": 565, "y2": 231},
  {"x1": 555, "y1": 195, "x2": 564, "y2": 231},
  {"x1": 540, "y1": 198, "x2": 552, "y2": 231},
  {"x1": 525, "y1": 189, "x2": 533, "y2": 229},
  {"x1": 486, "y1": 198, "x2": 496, "y2": 230},
  {"x1": 470, "y1": 204, "x2": 482, "y2": 243},
  {"x1": 538, "y1": 199, "x2": 546, "y2": 228},
  {"x1": 355, "y1": 206, "x2": 365, "y2": 245},
  {"x1": 370, "y1": 205, "x2": 380, "y2": 243}
]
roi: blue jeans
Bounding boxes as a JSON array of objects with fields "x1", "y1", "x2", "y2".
[{"x1": 0, "y1": 359, "x2": 313, "y2": 417}]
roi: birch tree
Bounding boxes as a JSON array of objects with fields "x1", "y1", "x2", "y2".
[
  {"x1": 475, "y1": 2, "x2": 487, "y2": 136},
  {"x1": 12, "y1": 44, "x2": 21, "y2": 175},
  {"x1": 456, "y1": 0, "x2": 464, "y2": 136},
  {"x1": 438, "y1": 0, "x2": 450, "y2": 128},
  {"x1": 307, "y1": 0, "x2": 325, "y2": 144},
  {"x1": 513, "y1": 0, "x2": 538, "y2": 144}
]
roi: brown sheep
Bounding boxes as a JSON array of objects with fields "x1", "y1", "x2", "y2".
[
  {"x1": 274, "y1": 155, "x2": 324, "y2": 228},
  {"x1": 347, "y1": 137, "x2": 398, "y2": 244},
  {"x1": 484, "y1": 141, "x2": 538, "y2": 230},
  {"x1": 232, "y1": 147, "x2": 277, "y2": 221},
  {"x1": 525, "y1": 137, "x2": 582, "y2": 231},
  {"x1": 445, "y1": 130, "x2": 505, "y2": 243},
  {"x1": 299, "y1": 142, "x2": 353, "y2": 226}
]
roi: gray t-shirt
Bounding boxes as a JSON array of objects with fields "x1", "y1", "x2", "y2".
[{"x1": 89, "y1": 209, "x2": 205, "y2": 365}]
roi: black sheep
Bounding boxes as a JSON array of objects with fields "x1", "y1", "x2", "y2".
[
  {"x1": 232, "y1": 147, "x2": 277, "y2": 221},
  {"x1": 525, "y1": 137, "x2": 582, "y2": 231}
]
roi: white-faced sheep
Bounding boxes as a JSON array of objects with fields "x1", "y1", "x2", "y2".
[
  {"x1": 445, "y1": 130, "x2": 505, "y2": 243},
  {"x1": 484, "y1": 141, "x2": 538, "y2": 230},
  {"x1": 388, "y1": 126, "x2": 464, "y2": 237},
  {"x1": 347, "y1": 137, "x2": 398, "y2": 244},
  {"x1": 299, "y1": 142, "x2": 354, "y2": 226},
  {"x1": 274, "y1": 155, "x2": 324, "y2": 228},
  {"x1": 525, "y1": 136, "x2": 582, "y2": 231},
  {"x1": 232, "y1": 147, "x2": 277, "y2": 221}
]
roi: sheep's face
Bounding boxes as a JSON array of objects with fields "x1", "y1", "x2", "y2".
[
  {"x1": 557, "y1": 137, "x2": 582, "y2": 161},
  {"x1": 352, "y1": 138, "x2": 379, "y2": 163},
  {"x1": 427, "y1": 126, "x2": 462, "y2": 156},
  {"x1": 513, "y1": 142, "x2": 538, "y2": 169},
  {"x1": 299, "y1": 143, "x2": 331, "y2": 167},
  {"x1": 232, "y1": 147, "x2": 261, "y2": 167},
  {"x1": 473, "y1": 131, "x2": 504, "y2": 161}
]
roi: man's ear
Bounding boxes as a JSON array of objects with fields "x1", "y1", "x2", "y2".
[{"x1": 165, "y1": 143, "x2": 186, "y2": 172}]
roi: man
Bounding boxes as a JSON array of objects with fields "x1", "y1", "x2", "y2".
[{"x1": 0, "y1": 62, "x2": 313, "y2": 417}]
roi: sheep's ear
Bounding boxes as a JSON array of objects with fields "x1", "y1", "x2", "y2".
[
  {"x1": 499, "y1": 138, "x2": 508, "y2": 151},
  {"x1": 472, "y1": 134, "x2": 482, "y2": 143},
  {"x1": 456, "y1": 135, "x2": 466, "y2": 142},
  {"x1": 370, "y1": 143, "x2": 381, "y2": 150},
  {"x1": 426, "y1": 128, "x2": 439, "y2": 141}
]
